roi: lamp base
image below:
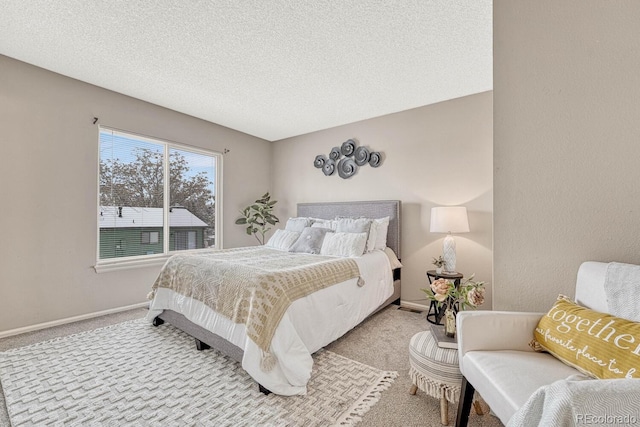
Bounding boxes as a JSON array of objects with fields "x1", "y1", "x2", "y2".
[{"x1": 442, "y1": 234, "x2": 457, "y2": 273}]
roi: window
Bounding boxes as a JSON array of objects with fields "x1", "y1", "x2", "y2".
[
  {"x1": 141, "y1": 231, "x2": 159, "y2": 244},
  {"x1": 174, "y1": 231, "x2": 196, "y2": 250},
  {"x1": 97, "y1": 127, "x2": 220, "y2": 268}
]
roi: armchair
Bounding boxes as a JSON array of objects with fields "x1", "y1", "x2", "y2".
[{"x1": 455, "y1": 262, "x2": 635, "y2": 426}]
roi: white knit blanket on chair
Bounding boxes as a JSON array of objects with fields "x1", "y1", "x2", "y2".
[
  {"x1": 507, "y1": 375, "x2": 640, "y2": 427},
  {"x1": 604, "y1": 262, "x2": 640, "y2": 322}
]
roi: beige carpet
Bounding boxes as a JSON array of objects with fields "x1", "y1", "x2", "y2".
[{"x1": 0, "y1": 306, "x2": 503, "y2": 426}]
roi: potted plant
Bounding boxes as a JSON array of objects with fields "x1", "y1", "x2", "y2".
[
  {"x1": 235, "y1": 192, "x2": 279, "y2": 245},
  {"x1": 432, "y1": 256, "x2": 446, "y2": 274}
]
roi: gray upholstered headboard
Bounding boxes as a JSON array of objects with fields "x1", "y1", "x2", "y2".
[{"x1": 297, "y1": 200, "x2": 401, "y2": 258}]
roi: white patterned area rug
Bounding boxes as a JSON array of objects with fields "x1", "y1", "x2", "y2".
[{"x1": 0, "y1": 318, "x2": 396, "y2": 426}]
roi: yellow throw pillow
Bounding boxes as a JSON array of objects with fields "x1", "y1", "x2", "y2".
[{"x1": 532, "y1": 295, "x2": 640, "y2": 379}]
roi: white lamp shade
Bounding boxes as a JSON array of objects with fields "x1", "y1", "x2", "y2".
[{"x1": 429, "y1": 207, "x2": 470, "y2": 234}]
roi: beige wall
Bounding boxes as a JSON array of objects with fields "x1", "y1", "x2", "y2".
[
  {"x1": 494, "y1": 2, "x2": 640, "y2": 311},
  {"x1": 272, "y1": 92, "x2": 493, "y2": 308},
  {"x1": 0, "y1": 55, "x2": 272, "y2": 333},
  {"x1": 10, "y1": 0, "x2": 638, "y2": 329},
  {"x1": 0, "y1": 55, "x2": 493, "y2": 332}
]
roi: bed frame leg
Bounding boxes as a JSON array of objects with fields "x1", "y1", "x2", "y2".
[
  {"x1": 392, "y1": 297, "x2": 401, "y2": 306},
  {"x1": 259, "y1": 384, "x2": 272, "y2": 395},
  {"x1": 152, "y1": 316, "x2": 165, "y2": 327},
  {"x1": 195, "y1": 338, "x2": 211, "y2": 351}
]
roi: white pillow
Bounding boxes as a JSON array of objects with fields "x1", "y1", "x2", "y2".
[
  {"x1": 366, "y1": 221, "x2": 378, "y2": 253},
  {"x1": 310, "y1": 218, "x2": 337, "y2": 231},
  {"x1": 335, "y1": 217, "x2": 371, "y2": 233},
  {"x1": 265, "y1": 229, "x2": 300, "y2": 250},
  {"x1": 320, "y1": 232, "x2": 368, "y2": 257},
  {"x1": 285, "y1": 217, "x2": 312, "y2": 232},
  {"x1": 373, "y1": 217, "x2": 390, "y2": 250},
  {"x1": 335, "y1": 218, "x2": 372, "y2": 250},
  {"x1": 360, "y1": 217, "x2": 390, "y2": 253}
]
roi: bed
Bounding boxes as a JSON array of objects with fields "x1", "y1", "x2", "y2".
[{"x1": 146, "y1": 200, "x2": 401, "y2": 396}]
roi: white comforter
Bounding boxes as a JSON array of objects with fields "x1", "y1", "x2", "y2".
[{"x1": 146, "y1": 249, "x2": 394, "y2": 395}]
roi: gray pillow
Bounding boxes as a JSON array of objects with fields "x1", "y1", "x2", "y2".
[{"x1": 289, "y1": 227, "x2": 333, "y2": 254}]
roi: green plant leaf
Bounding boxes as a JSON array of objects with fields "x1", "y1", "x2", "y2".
[{"x1": 236, "y1": 192, "x2": 280, "y2": 243}]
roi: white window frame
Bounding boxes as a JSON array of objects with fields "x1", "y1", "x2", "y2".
[{"x1": 94, "y1": 127, "x2": 223, "y2": 273}]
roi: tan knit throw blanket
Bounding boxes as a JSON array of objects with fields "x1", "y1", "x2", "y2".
[{"x1": 149, "y1": 247, "x2": 363, "y2": 371}]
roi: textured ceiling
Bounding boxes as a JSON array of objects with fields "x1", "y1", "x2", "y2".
[{"x1": 0, "y1": 1, "x2": 492, "y2": 141}]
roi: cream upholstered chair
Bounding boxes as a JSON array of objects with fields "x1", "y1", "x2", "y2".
[{"x1": 454, "y1": 262, "x2": 619, "y2": 427}]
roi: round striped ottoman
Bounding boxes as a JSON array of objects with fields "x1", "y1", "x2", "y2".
[{"x1": 408, "y1": 330, "x2": 462, "y2": 425}]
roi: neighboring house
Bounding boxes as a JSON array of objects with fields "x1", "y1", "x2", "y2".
[{"x1": 99, "y1": 206, "x2": 209, "y2": 259}]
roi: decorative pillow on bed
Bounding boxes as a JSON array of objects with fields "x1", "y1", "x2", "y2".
[
  {"x1": 531, "y1": 294, "x2": 640, "y2": 379},
  {"x1": 335, "y1": 217, "x2": 371, "y2": 236},
  {"x1": 365, "y1": 222, "x2": 378, "y2": 253},
  {"x1": 320, "y1": 232, "x2": 367, "y2": 257},
  {"x1": 289, "y1": 227, "x2": 332, "y2": 254},
  {"x1": 265, "y1": 229, "x2": 300, "y2": 250},
  {"x1": 363, "y1": 217, "x2": 390, "y2": 252},
  {"x1": 372, "y1": 216, "x2": 390, "y2": 251},
  {"x1": 310, "y1": 218, "x2": 337, "y2": 231},
  {"x1": 285, "y1": 217, "x2": 313, "y2": 232}
]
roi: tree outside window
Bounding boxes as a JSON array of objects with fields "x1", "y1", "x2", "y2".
[{"x1": 98, "y1": 128, "x2": 220, "y2": 261}]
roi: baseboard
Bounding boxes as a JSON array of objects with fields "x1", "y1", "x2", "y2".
[
  {"x1": 1, "y1": 300, "x2": 427, "y2": 339},
  {"x1": 0, "y1": 302, "x2": 149, "y2": 339},
  {"x1": 400, "y1": 300, "x2": 428, "y2": 312}
]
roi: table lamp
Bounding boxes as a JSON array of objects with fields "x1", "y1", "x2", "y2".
[{"x1": 430, "y1": 206, "x2": 469, "y2": 273}]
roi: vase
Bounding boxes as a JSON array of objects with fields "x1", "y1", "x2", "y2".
[
  {"x1": 444, "y1": 308, "x2": 456, "y2": 338},
  {"x1": 435, "y1": 267, "x2": 443, "y2": 274}
]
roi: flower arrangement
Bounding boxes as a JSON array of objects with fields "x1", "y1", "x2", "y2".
[
  {"x1": 423, "y1": 275, "x2": 486, "y2": 337},
  {"x1": 423, "y1": 275, "x2": 486, "y2": 312}
]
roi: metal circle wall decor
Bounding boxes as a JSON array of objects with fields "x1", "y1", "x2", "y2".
[
  {"x1": 340, "y1": 139, "x2": 356, "y2": 157},
  {"x1": 354, "y1": 146, "x2": 370, "y2": 166},
  {"x1": 368, "y1": 151, "x2": 382, "y2": 168},
  {"x1": 338, "y1": 158, "x2": 357, "y2": 179},
  {"x1": 313, "y1": 138, "x2": 383, "y2": 179},
  {"x1": 322, "y1": 158, "x2": 336, "y2": 176}
]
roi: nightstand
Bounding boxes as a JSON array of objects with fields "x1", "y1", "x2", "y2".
[{"x1": 426, "y1": 270, "x2": 463, "y2": 325}]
